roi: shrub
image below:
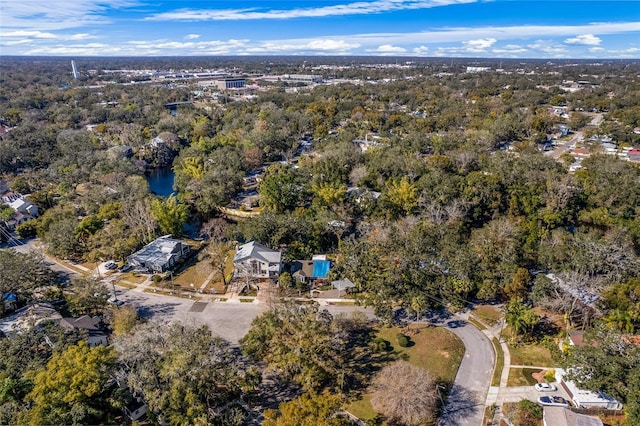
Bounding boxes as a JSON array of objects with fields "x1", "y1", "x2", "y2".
[
  {"x1": 396, "y1": 333, "x2": 410, "y2": 347},
  {"x1": 544, "y1": 369, "x2": 555, "y2": 383},
  {"x1": 517, "y1": 399, "x2": 542, "y2": 426},
  {"x1": 372, "y1": 337, "x2": 389, "y2": 351},
  {"x1": 16, "y1": 221, "x2": 37, "y2": 238},
  {"x1": 152, "y1": 274, "x2": 162, "y2": 283}
]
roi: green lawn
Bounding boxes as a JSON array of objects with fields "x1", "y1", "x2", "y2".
[
  {"x1": 507, "y1": 368, "x2": 541, "y2": 387},
  {"x1": 118, "y1": 272, "x2": 147, "y2": 284},
  {"x1": 374, "y1": 326, "x2": 464, "y2": 383},
  {"x1": 509, "y1": 343, "x2": 554, "y2": 367},
  {"x1": 472, "y1": 305, "x2": 502, "y2": 327},
  {"x1": 346, "y1": 326, "x2": 464, "y2": 423},
  {"x1": 491, "y1": 337, "x2": 504, "y2": 387},
  {"x1": 346, "y1": 394, "x2": 378, "y2": 424}
]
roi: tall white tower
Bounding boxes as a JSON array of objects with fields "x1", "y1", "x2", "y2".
[{"x1": 71, "y1": 60, "x2": 80, "y2": 79}]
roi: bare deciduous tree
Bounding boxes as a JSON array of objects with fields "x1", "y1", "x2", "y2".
[
  {"x1": 200, "y1": 217, "x2": 228, "y2": 242},
  {"x1": 370, "y1": 360, "x2": 438, "y2": 425},
  {"x1": 122, "y1": 199, "x2": 156, "y2": 243}
]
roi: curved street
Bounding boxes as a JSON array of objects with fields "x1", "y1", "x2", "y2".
[
  {"x1": 11, "y1": 241, "x2": 497, "y2": 425},
  {"x1": 438, "y1": 317, "x2": 495, "y2": 426}
]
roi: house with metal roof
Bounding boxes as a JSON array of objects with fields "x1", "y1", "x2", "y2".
[
  {"x1": 127, "y1": 236, "x2": 190, "y2": 273},
  {"x1": 233, "y1": 241, "x2": 282, "y2": 279}
]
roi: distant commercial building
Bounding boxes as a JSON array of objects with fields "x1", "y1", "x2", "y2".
[
  {"x1": 262, "y1": 74, "x2": 323, "y2": 84},
  {"x1": 214, "y1": 78, "x2": 246, "y2": 90},
  {"x1": 466, "y1": 66, "x2": 491, "y2": 73}
]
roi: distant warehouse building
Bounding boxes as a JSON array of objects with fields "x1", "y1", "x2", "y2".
[
  {"x1": 261, "y1": 74, "x2": 323, "y2": 84},
  {"x1": 214, "y1": 78, "x2": 245, "y2": 90},
  {"x1": 127, "y1": 236, "x2": 191, "y2": 273}
]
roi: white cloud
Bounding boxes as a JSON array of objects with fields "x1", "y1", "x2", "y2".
[
  {"x1": 2, "y1": 30, "x2": 97, "y2": 43},
  {"x1": 369, "y1": 44, "x2": 408, "y2": 53},
  {"x1": 413, "y1": 45, "x2": 429, "y2": 55},
  {"x1": 527, "y1": 40, "x2": 567, "y2": 55},
  {"x1": 321, "y1": 22, "x2": 640, "y2": 46},
  {"x1": 124, "y1": 38, "x2": 249, "y2": 55},
  {"x1": 588, "y1": 47, "x2": 605, "y2": 52},
  {"x1": 25, "y1": 43, "x2": 124, "y2": 56},
  {"x1": 66, "y1": 33, "x2": 96, "y2": 40},
  {"x1": 3, "y1": 30, "x2": 58, "y2": 39},
  {"x1": 1, "y1": 39, "x2": 34, "y2": 46},
  {"x1": 245, "y1": 39, "x2": 359, "y2": 54},
  {"x1": 564, "y1": 34, "x2": 601, "y2": 45},
  {"x1": 492, "y1": 44, "x2": 528, "y2": 54},
  {"x1": 463, "y1": 37, "x2": 496, "y2": 52},
  {"x1": 7, "y1": 17, "x2": 640, "y2": 58},
  {"x1": 434, "y1": 46, "x2": 464, "y2": 57},
  {"x1": 145, "y1": 0, "x2": 477, "y2": 21},
  {"x1": 1, "y1": 0, "x2": 138, "y2": 30}
]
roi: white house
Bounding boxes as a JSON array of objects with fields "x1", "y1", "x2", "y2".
[
  {"x1": 556, "y1": 368, "x2": 623, "y2": 410},
  {"x1": 233, "y1": 241, "x2": 282, "y2": 280},
  {"x1": 8, "y1": 197, "x2": 38, "y2": 217}
]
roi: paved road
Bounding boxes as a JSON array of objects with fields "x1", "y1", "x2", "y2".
[
  {"x1": 10, "y1": 240, "x2": 495, "y2": 425},
  {"x1": 438, "y1": 319, "x2": 495, "y2": 426},
  {"x1": 544, "y1": 112, "x2": 603, "y2": 160},
  {"x1": 116, "y1": 290, "x2": 268, "y2": 343},
  {"x1": 116, "y1": 288, "x2": 375, "y2": 344}
]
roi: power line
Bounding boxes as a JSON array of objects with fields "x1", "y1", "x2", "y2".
[{"x1": 0, "y1": 225, "x2": 24, "y2": 247}]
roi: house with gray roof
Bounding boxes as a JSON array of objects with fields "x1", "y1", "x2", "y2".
[
  {"x1": 233, "y1": 241, "x2": 282, "y2": 279},
  {"x1": 543, "y1": 406, "x2": 603, "y2": 426},
  {"x1": 127, "y1": 236, "x2": 190, "y2": 273},
  {"x1": 59, "y1": 315, "x2": 108, "y2": 347}
]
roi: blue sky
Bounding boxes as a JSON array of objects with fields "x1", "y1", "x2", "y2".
[{"x1": 1, "y1": 0, "x2": 639, "y2": 58}]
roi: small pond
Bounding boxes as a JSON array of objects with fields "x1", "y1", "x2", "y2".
[{"x1": 146, "y1": 166, "x2": 176, "y2": 197}]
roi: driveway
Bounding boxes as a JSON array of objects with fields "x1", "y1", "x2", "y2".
[
  {"x1": 498, "y1": 384, "x2": 570, "y2": 406},
  {"x1": 438, "y1": 318, "x2": 495, "y2": 426}
]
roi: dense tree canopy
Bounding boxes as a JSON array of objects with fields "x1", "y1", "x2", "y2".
[
  {"x1": 2, "y1": 56, "x2": 640, "y2": 424},
  {"x1": 113, "y1": 322, "x2": 259, "y2": 425},
  {"x1": 25, "y1": 342, "x2": 118, "y2": 426}
]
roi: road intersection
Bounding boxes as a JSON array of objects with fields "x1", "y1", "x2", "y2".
[{"x1": 10, "y1": 240, "x2": 557, "y2": 426}]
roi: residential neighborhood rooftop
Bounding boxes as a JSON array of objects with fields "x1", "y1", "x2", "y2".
[{"x1": 233, "y1": 241, "x2": 281, "y2": 265}]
